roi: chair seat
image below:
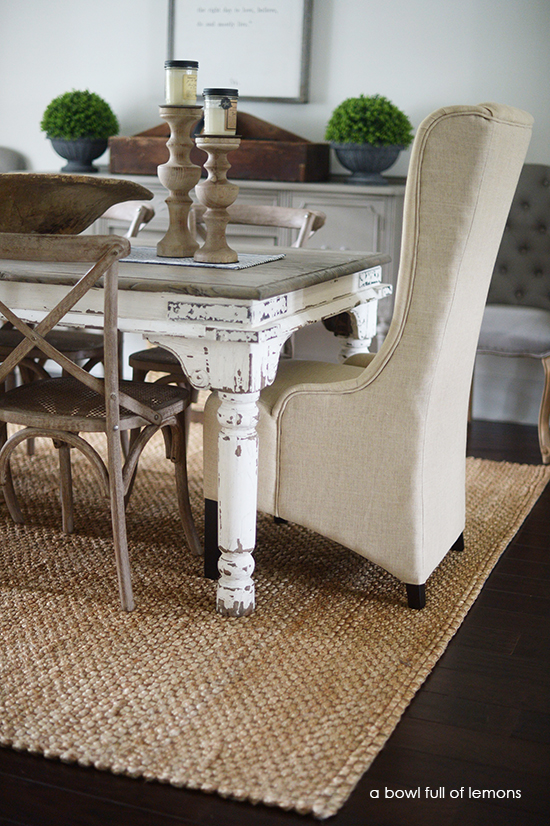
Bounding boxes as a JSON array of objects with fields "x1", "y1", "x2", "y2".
[
  {"x1": 128, "y1": 346, "x2": 180, "y2": 368},
  {"x1": 478, "y1": 304, "x2": 550, "y2": 358},
  {"x1": 0, "y1": 327, "x2": 104, "y2": 360},
  {"x1": 0, "y1": 376, "x2": 190, "y2": 431}
]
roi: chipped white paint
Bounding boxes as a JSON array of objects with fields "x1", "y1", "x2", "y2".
[
  {"x1": 217, "y1": 550, "x2": 256, "y2": 616},
  {"x1": 338, "y1": 291, "x2": 392, "y2": 361},
  {"x1": 151, "y1": 332, "x2": 289, "y2": 394},
  {"x1": 215, "y1": 392, "x2": 259, "y2": 616},
  {"x1": 358, "y1": 268, "x2": 382, "y2": 287},
  {"x1": 166, "y1": 294, "x2": 288, "y2": 325},
  {"x1": 1, "y1": 249, "x2": 391, "y2": 617}
]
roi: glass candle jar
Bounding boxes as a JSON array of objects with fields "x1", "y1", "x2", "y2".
[
  {"x1": 202, "y1": 88, "x2": 238, "y2": 135},
  {"x1": 164, "y1": 60, "x2": 199, "y2": 105}
]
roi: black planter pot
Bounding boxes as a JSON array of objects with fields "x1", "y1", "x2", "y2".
[
  {"x1": 331, "y1": 143, "x2": 402, "y2": 185},
  {"x1": 49, "y1": 137, "x2": 108, "y2": 173}
]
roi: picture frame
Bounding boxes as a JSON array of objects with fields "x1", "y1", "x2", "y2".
[{"x1": 167, "y1": 0, "x2": 313, "y2": 103}]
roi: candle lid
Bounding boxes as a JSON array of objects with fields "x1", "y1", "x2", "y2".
[
  {"x1": 165, "y1": 60, "x2": 199, "y2": 68},
  {"x1": 202, "y1": 88, "x2": 238, "y2": 97}
]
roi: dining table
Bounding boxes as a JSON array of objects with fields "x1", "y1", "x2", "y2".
[{"x1": 0, "y1": 244, "x2": 391, "y2": 616}]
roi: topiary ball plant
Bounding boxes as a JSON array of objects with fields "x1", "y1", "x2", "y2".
[
  {"x1": 325, "y1": 94, "x2": 413, "y2": 147},
  {"x1": 325, "y1": 94, "x2": 414, "y2": 185},
  {"x1": 41, "y1": 89, "x2": 119, "y2": 140},
  {"x1": 41, "y1": 89, "x2": 119, "y2": 173}
]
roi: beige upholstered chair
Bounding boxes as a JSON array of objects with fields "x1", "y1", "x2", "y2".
[
  {"x1": 0, "y1": 230, "x2": 199, "y2": 612},
  {"x1": 128, "y1": 204, "x2": 326, "y2": 392},
  {"x1": 202, "y1": 103, "x2": 533, "y2": 610},
  {"x1": 476, "y1": 164, "x2": 550, "y2": 462}
]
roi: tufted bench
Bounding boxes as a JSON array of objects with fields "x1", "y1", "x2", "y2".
[{"x1": 477, "y1": 163, "x2": 550, "y2": 462}]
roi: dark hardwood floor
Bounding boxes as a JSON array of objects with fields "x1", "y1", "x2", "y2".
[{"x1": 1, "y1": 420, "x2": 549, "y2": 825}]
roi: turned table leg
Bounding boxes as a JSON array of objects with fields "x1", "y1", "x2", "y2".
[
  {"x1": 338, "y1": 301, "x2": 379, "y2": 361},
  {"x1": 215, "y1": 391, "x2": 259, "y2": 617}
]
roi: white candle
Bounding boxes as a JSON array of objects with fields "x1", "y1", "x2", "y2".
[
  {"x1": 164, "y1": 60, "x2": 198, "y2": 105},
  {"x1": 202, "y1": 88, "x2": 238, "y2": 135}
]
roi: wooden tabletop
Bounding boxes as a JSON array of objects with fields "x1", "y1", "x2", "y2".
[{"x1": 0, "y1": 247, "x2": 391, "y2": 301}]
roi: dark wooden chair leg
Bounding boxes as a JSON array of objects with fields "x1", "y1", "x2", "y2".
[
  {"x1": 274, "y1": 516, "x2": 288, "y2": 525},
  {"x1": 406, "y1": 583, "x2": 426, "y2": 610},
  {"x1": 171, "y1": 415, "x2": 202, "y2": 558},
  {"x1": 204, "y1": 497, "x2": 220, "y2": 579},
  {"x1": 451, "y1": 532, "x2": 465, "y2": 551}
]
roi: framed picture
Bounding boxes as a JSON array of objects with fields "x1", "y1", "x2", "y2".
[{"x1": 167, "y1": 0, "x2": 313, "y2": 103}]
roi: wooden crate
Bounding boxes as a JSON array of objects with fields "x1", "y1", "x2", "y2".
[{"x1": 109, "y1": 112, "x2": 330, "y2": 183}]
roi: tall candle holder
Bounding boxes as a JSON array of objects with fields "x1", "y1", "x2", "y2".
[
  {"x1": 193, "y1": 135, "x2": 241, "y2": 264},
  {"x1": 156, "y1": 104, "x2": 203, "y2": 258}
]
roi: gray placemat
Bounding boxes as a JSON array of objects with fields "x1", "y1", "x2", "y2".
[{"x1": 121, "y1": 247, "x2": 285, "y2": 269}]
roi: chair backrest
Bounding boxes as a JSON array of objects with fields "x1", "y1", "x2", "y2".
[
  {"x1": 348, "y1": 104, "x2": 533, "y2": 569},
  {"x1": 376, "y1": 104, "x2": 533, "y2": 395},
  {"x1": 189, "y1": 203, "x2": 326, "y2": 248},
  {"x1": 275, "y1": 104, "x2": 532, "y2": 574},
  {"x1": 0, "y1": 233, "x2": 160, "y2": 429},
  {"x1": 100, "y1": 200, "x2": 156, "y2": 238},
  {"x1": 485, "y1": 162, "x2": 550, "y2": 310}
]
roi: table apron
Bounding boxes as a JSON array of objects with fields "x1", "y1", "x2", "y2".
[{"x1": 0, "y1": 269, "x2": 390, "y2": 342}]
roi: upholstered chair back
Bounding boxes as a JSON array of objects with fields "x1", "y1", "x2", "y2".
[
  {"x1": 485, "y1": 163, "x2": 550, "y2": 310},
  {"x1": 337, "y1": 104, "x2": 533, "y2": 582},
  {"x1": 262, "y1": 104, "x2": 533, "y2": 587}
]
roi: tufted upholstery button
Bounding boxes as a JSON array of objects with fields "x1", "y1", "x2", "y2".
[
  {"x1": 542, "y1": 178, "x2": 550, "y2": 187},
  {"x1": 538, "y1": 224, "x2": 547, "y2": 234},
  {"x1": 514, "y1": 288, "x2": 524, "y2": 300},
  {"x1": 534, "y1": 267, "x2": 543, "y2": 277},
  {"x1": 518, "y1": 243, "x2": 529, "y2": 254},
  {"x1": 499, "y1": 264, "x2": 508, "y2": 274},
  {"x1": 521, "y1": 201, "x2": 530, "y2": 210}
]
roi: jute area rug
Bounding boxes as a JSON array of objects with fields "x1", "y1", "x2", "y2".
[{"x1": 0, "y1": 424, "x2": 549, "y2": 819}]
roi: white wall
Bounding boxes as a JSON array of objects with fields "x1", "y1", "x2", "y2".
[
  {"x1": 1, "y1": 0, "x2": 548, "y2": 173},
  {"x1": 1, "y1": 0, "x2": 549, "y2": 422}
]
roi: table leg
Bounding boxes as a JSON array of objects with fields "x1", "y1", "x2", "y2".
[
  {"x1": 215, "y1": 390, "x2": 260, "y2": 617},
  {"x1": 338, "y1": 300, "x2": 380, "y2": 361}
]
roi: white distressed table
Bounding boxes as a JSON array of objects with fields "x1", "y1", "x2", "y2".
[{"x1": 0, "y1": 246, "x2": 391, "y2": 616}]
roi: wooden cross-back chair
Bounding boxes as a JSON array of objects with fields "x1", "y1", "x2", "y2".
[
  {"x1": 0, "y1": 195, "x2": 155, "y2": 393},
  {"x1": 0, "y1": 232, "x2": 201, "y2": 611},
  {"x1": 128, "y1": 203, "x2": 327, "y2": 397},
  {"x1": 0, "y1": 173, "x2": 154, "y2": 379}
]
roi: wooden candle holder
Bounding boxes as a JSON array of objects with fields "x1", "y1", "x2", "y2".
[
  {"x1": 156, "y1": 104, "x2": 203, "y2": 258},
  {"x1": 193, "y1": 136, "x2": 241, "y2": 264}
]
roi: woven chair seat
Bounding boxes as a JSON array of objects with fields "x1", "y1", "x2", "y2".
[
  {"x1": 0, "y1": 327, "x2": 104, "y2": 360},
  {"x1": 0, "y1": 376, "x2": 190, "y2": 431}
]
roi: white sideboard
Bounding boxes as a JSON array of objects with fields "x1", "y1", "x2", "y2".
[{"x1": 95, "y1": 173, "x2": 405, "y2": 360}]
